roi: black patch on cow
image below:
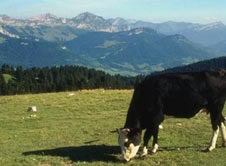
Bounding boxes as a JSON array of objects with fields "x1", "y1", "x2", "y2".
[{"x1": 125, "y1": 128, "x2": 142, "y2": 146}]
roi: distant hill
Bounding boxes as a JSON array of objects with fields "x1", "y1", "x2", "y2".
[
  {"x1": 0, "y1": 28, "x2": 220, "y2": 75},
  {"x1": 210, "y1": 40, "x2": 226, "y2": 53},
  {"x1": 65, "y1": 28, "x2": 220, "y2": 75},
  {"x1": 132, "y1": 21, "x2": 226, "y2": 46},
  {"x1": 159, "y1": 56, "x2": 226, "y2": 74},
  {"x1": 0, "y1": 33, "x2": 80, "y2": 68}
]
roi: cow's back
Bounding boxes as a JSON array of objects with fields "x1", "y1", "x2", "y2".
[{"x1": 140, "y1": 70, "x2": 226, "y2": 118}]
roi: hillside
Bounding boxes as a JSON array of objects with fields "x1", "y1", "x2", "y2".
[
  {"x1": 158, "y1": 56, "x2": 226, "y2": 74},
  {"x1": 0, "y1": 28, "x2": 220, "y2": 75},
  {"x1": 0, "y1": 33, "x2": 82, "y2": 68},
  {"x1": 1, "y1": 90, "x2": 226, "y2": 165},
  {"x1": 210, "y1": 40, "x2": 226, "y2": 53},
  {"x1": 65, "y1": 28, "x2": 220, "y2": 74}
]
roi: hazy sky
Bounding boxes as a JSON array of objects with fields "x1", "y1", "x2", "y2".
[{"x1": 1, "y1": 0, "x2": 226, "y2": 24}]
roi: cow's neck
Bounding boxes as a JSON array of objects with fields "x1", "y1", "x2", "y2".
[{"x1": 124, "y1": 109, "x2": 141, "y2": 129}]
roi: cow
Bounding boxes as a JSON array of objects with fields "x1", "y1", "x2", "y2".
[{"x1": 117, "y1": 69, "x2": 226, "y2": 161}]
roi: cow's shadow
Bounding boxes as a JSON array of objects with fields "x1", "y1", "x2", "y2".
[
  {"x1": 23, "y1": 144, "x2": 120, "y2": 163},
  {"x1": 23, "y1": 144, "x2": 207, "y2": 163}
]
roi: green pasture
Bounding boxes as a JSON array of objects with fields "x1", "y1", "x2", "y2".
[{"x1": 0, "y1": 90, "x2": 226, "y2": 166}]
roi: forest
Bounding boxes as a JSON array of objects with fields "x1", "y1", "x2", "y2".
[
  {"x1": 0, "y1": 64, "x2": 141, "y2": 95},
  {"x1": 1, "y1": 56, "x2": 226, "y2": 96}
]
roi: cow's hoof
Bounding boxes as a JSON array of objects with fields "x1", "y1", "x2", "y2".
[
  {"x1": 151, "y1": 149, "x2": 158, "y2": 153},
  {"x1": 203, "y1": 147, "x2": 213, "y2": 152},
  {"x1": 140, "y1": 151, "x2": 148, "y2": 158},
  {"x1": 119, "y1": 155, "x2": 130, "y2": 162},
  {"x1": 140, "y1": 150, "x2": 148, "y2": 157},
  {"x1": 140, "y1": 153, "x2": 148, "y2": 158},
  {"x1": 203, "y1": 148, "x2": 210, "y2": 152},
  {"x1": 140, "y1": 146, "x2": 148, "y2": 158},
  {"x1": 151, "y1": 144, "x2": 159, "y2": 153}
]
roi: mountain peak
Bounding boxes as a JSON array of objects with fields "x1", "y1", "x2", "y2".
[
  {"x1": 0, "y1": 15, "x2": 12, "y2": 22},
  {"x1": 74, "y1": 12, "x2": 105, "y2": 22},
  {"x1": 195, "y1": 21, "x2": 226, "y2": 31},
  {"x1": 108, "y1": 17, "x2": 129, "y2": 25},
  {"x1": 76, "y1": 12, "x2": 97, "y2": 17},
  {"x1": 207, "y1": 21, "x2": 225, "y2": 27},
  {"x1": 29, "y1": 13, "x2": 58, "y2": 21}
]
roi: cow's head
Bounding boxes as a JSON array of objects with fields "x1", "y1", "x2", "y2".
[{"x1": 117, "y1": 128, "x2": 142, "y2": 161}]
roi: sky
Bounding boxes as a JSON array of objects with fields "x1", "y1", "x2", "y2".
[{"x1": 0, "y1": 0, "x2": 226, "y2": 24}]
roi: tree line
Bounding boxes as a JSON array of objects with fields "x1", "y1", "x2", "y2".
[{"x1": 0, "y1": 64, "x2": 142, "y2": 95}]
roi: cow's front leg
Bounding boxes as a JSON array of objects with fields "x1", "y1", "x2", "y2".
[
  {"x1": 140, "y1": 126, "x2": 159, "y2": 157},
  {"x1": 140, "y1": 129, "x2": 152, "y2": 157},
  {"x1": 151, "y1": 126, "x2": 159, "y2": 153}
]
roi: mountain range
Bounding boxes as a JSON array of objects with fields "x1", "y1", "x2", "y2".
[
  {"x1": 1, "y1": 12, "x2": 226, "y2": 46},
  {"x1": 0, "y1": 12, "x2": 226, "y2": 75}
]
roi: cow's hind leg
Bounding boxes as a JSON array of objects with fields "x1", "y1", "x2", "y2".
[
  {"x1": 151, "y1": 125, "x2": 159, "y2": 153},
  {"x1": 140, "y1": 129, "x2": 152, "y2": 157},
  {"x1": 207, "y1": 126, "x2": 219, "y2": 151},
  {"x1": 220, "y1": 115, "x2": 226, "y2": 147},
  {"x1": 207, "y1": 100, "x2": 225, "y2": 151}
]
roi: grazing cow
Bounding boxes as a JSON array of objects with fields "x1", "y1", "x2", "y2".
[{"x1": 117, "y1": 69, "x2": 226, "y2": 161}]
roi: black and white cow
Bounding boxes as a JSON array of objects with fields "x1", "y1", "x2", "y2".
[{"x1": 117, "y1": 69, "x2": 226, "y2": 161}]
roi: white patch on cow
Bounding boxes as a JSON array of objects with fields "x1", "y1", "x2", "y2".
[
  {"x1": 151, "y1": 144, "x2": 159, "y2": 153},
  {"x1": 159, "y1": 124, "x2": 163, "y2": 129},
  {"x1": 119, "y1": 143, "x2": 140, "y2": 161},
  {"x1": 118, "y1": 128, "x2": 140, "y2": 161},
  {"x1": 141, "y1": 146, "x2": 148, "y2": 157},
  {"x1": 208, "y1": 127, "x2": 219, "y2": 151},
  {"x1": 124, "y1": 138, "x2": 128, "y2": 142},
  {"x1": 129, "y1": 143, "x2": 140, "y2": 159},
  {"x1": 220, "y1": 122, "x2": 226, "y2": 147}
]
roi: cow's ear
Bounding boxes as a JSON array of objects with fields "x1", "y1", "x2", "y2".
[
  {"x1": 123, "y1": 128, "x2": 130, "y2": 134},
  {"x1": 115, "y1": 128, "x2": 124, "y2": 134},
  {"x1": 117, "y1": 128, "x2": 131, "y2": 135},
  {"x1": 110, "y1": 129, "x2": 118, "y2": 133}
]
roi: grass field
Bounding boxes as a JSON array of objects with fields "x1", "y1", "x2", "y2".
[{"x1": 1, "y1": 89, "x2": 226, "y2": 166}]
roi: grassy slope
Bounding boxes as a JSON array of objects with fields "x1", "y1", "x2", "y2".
[
  {"x1": 2, "y1": 74, "x2": 15, "y2": 84},
  {"x1": 0, "y1": 90, "x2": 226, "y2": 166}
]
